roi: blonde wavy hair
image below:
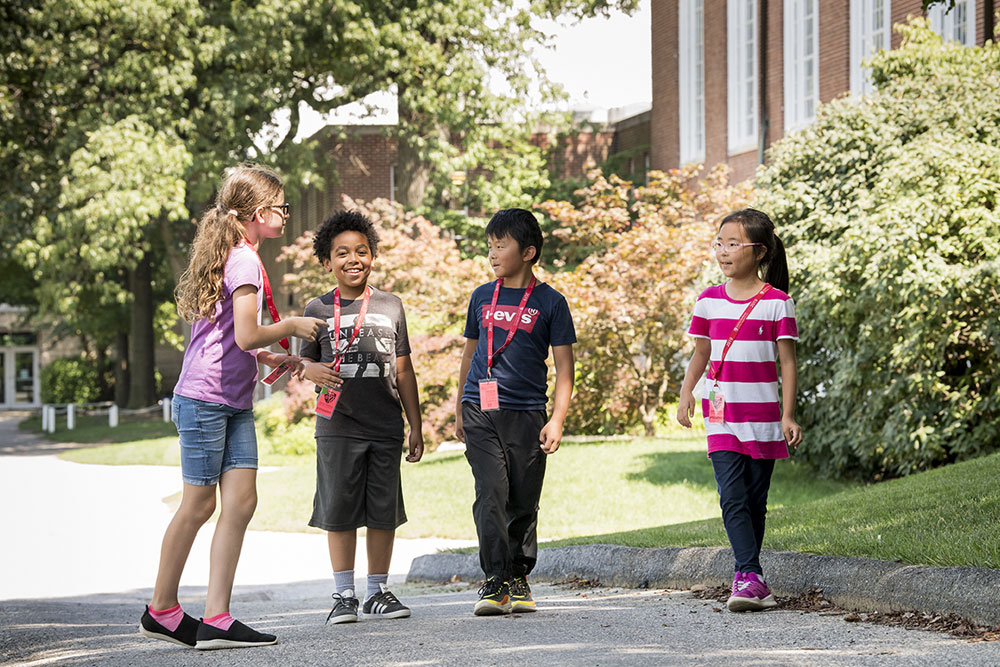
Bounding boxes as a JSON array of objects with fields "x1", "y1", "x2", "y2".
[{"x1": 175, "y1": 163, "x2": 284, "y2": 323}]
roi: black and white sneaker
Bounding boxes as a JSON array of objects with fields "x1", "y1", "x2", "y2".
[
  {"x1": 139, "y1": 606, "x2": 200, "y2": 647},
  {"x1": 326, "y1": 589, "x2": 360, "y2": 624},
  {"x1": 362, "y1": 583, "x2": 411, "y2": 619},
  {"x1": 194, "y1": 619, "x2": 277, "y2": 650}
]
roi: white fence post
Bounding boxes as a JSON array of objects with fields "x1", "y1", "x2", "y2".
[
  {"x1": 162, "y1": 397, "x2": 171, "y2": 422},
  {"x1": 46, "y1": 406, "x2": 56, "y2": 433},
  {"x1": 41, "y1": 405, "x2": 49, "y2": 432},
  {"x1": 109, "y1": 404, "x2": 119, "y2": 428},
  {"x1": 67, "y1": 404, "x2": 75, "y2": 430}
]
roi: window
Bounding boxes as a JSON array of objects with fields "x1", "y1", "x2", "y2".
[
  {"x1": 784, "y1": 0, "x2": 819, "y2": 131},
  {"x1": 679, "y1": 0, "x2": 705, "y2": 164},
  {"x1": 850, "y1": 0, "x2": 891, "y2": 95},
  {"x1": 727, "y1": 0, "x2": 758, "y2": 154},
  {"x1": 928, "y1": 0, "x2": 976, "y2": 46}
]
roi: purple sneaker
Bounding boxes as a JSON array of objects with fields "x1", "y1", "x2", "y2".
[
  {"x1": 730, "y1": 571, "x2": 744, "y2": 598},
  {"x1": 727, "y1": 572, "x2": 777, "y2": 612}
]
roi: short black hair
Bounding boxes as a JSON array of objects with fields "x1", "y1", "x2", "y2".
[
  {"x1": 313, "y1": 210, "x2": 380, "y2": 261},
  {"x1": 484, "y1": 208, "x2": 543, "y2": 264}
]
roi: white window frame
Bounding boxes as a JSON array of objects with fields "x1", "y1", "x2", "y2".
[
  {"x1": 928, "y1": 0, "x2": 976, "y2": 46},
  {"x1": 784, "y1": 0, "x2": 820, "y2": 132},
  {"x1": 727, "y1": 0, "x2": 758, "y2": 154},
  {"x1": 850, "y1": 0, "x2": 892, "y2": 95},
  {"x1": 679, "y1": 0, "x2": 705, "y2": 164}
]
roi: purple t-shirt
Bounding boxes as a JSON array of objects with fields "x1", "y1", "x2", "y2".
[{"x1": 174, "y1": 244, "x2": 263, "y2": 410}]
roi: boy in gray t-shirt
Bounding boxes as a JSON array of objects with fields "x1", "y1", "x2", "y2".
[{"x1": 301, "y1": 210, "x2": 424, "y2": 624}]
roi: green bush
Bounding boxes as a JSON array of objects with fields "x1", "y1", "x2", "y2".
[
  {"x1": 254, "y1": 393, "x2": 316, "y2": 457},
  {"x1": 41, "y1": 355, "x2": 102, "y2": 404},
  {"x1": 755, "y1": 20, "x2": 1000, "y2": 480}
]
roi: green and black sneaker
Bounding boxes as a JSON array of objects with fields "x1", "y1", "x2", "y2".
[
  {"x1": 509, "y1": 576, "x2": 536, "y2": 613},
  {"x1": 473, "y1": 577, "x2": 511, "y2": 616}
]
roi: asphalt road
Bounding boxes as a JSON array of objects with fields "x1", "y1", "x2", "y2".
[{"x1": 3, "y1": 582, "x2": 1000, "y2": 666}]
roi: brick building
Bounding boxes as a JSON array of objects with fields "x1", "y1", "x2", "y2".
[{"x1": 651, "y1": 0, "x2": 996, "y2": 183}]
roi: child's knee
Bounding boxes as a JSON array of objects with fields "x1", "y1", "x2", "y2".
[{"x1": 181, "y1": 494, "x2": 217, "y2": 524}]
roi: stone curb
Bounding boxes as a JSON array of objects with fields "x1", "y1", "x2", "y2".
[{"x1": 407, "y1": 544, "x2": 1000, "y2": 627}]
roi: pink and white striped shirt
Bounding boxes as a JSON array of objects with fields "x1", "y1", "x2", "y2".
[{"x1": 687, "y1": 284, "x2": 799, "y2": 459}]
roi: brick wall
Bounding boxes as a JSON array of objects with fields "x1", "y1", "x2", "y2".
[{"x1": 651, "y1": 0, "x2": 991, "y2": 185}]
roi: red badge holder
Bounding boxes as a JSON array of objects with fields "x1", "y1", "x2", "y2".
[
  {"x1": 479, "y1": 379, "x2": 500, "y2": 411},
  {"x1": 708, "y1": 385, "x2": 725, "y2": 424},
  {"x1": 315, "y1": 386, "x2": 341, "y2": 419},
  {"x1": 262, "y1": 362, "x2": 290, "y2": 386}
]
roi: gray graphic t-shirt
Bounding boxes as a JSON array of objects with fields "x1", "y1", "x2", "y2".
[{"x1": 301, "y1": 286, "x2": 411, "y2": 440}]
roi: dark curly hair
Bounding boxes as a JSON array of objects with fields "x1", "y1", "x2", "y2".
[{"x1": 313, "y1": 210, "x2": 380, "y2": 261}]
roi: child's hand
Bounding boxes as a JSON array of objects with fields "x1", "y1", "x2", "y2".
[
  {"x1": 782, "y1": 416, "x2": 802, "y2": 449},
  {"x1": 405, "y1": 429, "x2": 424, "y2": 463},
  {"x1": 289, "y1": 316, "x2": 327, "y2": 341},
  {"x1": 455, "y1": 411, "x2": 465, "y2": 443},
  {"x1": 275, "y1": 354, "x2": 306, "y2": 379},
  {"x1": 539, "y1": 419, "x2": 563, "y2": 454},
  {"x1": 676, "y1": 391, "x2": 696, "y2": 428},
  {"x1": 303, "y1": 361, "x2": 342, "y2": 390}
]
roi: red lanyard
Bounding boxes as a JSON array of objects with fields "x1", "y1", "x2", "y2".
[
  {"x1": 242, "y1": 240, "x2": 289, "y2": 352},
  {"x1": 486, "y1": 277, "x2": 536, "y2": 377},
  {"x1": 332, "y1": 286, "x2": 371, "y2": 372},
  {"x1": 708, "y1": 283, "x2": 772, "y2": 384}
]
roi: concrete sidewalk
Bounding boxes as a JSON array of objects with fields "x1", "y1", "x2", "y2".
[{"x1": 0, "y1": 413, "x2": 471, "y2": 602}]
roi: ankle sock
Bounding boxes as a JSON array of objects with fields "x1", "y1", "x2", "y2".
[
  {"x1": 203, "y1": 612, "x2": 235, "y2": 631},
  {"x1": 366, "y1": 573, "x2": 388, "y2": 601},
  {"x1": 333, "y1": 569, "x2": 355, "y2": 596},
  {"x1": 149, "y1": 604, "x2": 184, "y2": 632}
]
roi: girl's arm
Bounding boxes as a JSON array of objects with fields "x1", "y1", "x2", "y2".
[
  {"x1": 676, "y1": 337, "x2": 712, "y2": 428},
  {"x1": 454, "y1": 338, "x2": 478, "y2": 442},
  {"x1": 232, "y1": 285, "x2": 326, "y2": 351},
  {"x1": 539, "y1": 344, "x2": 574, "y2": 454},
  {"x1": 778, "y1": 339, "x2": 802, "y2": 448},
  {"x1": 396, "y1": 354, "x2": 423, "y2": 463}
]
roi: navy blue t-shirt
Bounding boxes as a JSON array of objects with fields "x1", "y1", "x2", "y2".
[{"x1": 461, "y1": 280, "x2": 576, "y2": 410}]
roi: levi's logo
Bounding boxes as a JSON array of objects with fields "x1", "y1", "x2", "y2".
[{"x1": 482, "y1": 305, "x2": 539, "y2": 333}]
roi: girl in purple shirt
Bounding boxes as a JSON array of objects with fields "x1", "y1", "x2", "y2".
[{"x1": 140, "y1": 164, "x2": 324, "y2": 650}]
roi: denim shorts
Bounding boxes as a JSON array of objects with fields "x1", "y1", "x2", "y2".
[{"x1": 172, "y1": 394, "x2": 258, "y2": 486}]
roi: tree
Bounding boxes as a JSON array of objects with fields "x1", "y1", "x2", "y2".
[
  {"x1": 539, "y1": 163, "x2": 751, "y2": 435},
  {"x1": 754, "y1": 19, "x2": 1000, "y2": 479},
  {"x1": 1, "y1": 0, "x2": 640, "y2": 407}
]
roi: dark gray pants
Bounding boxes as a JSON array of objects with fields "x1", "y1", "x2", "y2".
[
  {"x1": 710, "y1": 450, "x2": 776, "y2": 575},
  {"x1": 462, "y1": 402, "x2": 547, "y2": 581}
]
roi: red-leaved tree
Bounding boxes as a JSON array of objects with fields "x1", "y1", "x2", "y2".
[{"x1": 539, "y1": 163, "x2": 751, "y2": 435}]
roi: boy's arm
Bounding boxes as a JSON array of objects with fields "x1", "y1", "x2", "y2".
[
  {"x1": 539, "y1": 344, "x2": 574, "y2": 454},
  {"x1": 396, "y1": 354, "x2": 424, "y2": 462},
  {"x1": 676, "y1": 338, "x2": 711, "y2": 428},
  {"x1": 778, "y1": 339, "x2": 802, "y2": 448},
  {"x1": 454, "y1": 338, "x2": 478, "y2": 442}
]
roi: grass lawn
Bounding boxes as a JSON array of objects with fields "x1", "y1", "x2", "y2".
[
  {"x1": 22, "y1": 414, "x2": 177, "y2": 445},
  {"x1": 548, "y1": 451, "x2": 1000, "y2": 570}
]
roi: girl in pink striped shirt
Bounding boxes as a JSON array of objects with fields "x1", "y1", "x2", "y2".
[{"x1": 677, "y1": 208, "x2": 802, "y2": 613}]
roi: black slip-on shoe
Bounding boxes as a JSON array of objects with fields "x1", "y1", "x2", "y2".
[
  {"x1": 194, "y1": 619, "x2": 278, "y2": 650},
  {"x1": 139, "y1": 606, "x2": 200, "y2": 648}
]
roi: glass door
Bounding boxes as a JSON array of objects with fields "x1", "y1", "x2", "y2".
[{"x1": 14, "y1": 350, "x2": 37, "y2": 405}]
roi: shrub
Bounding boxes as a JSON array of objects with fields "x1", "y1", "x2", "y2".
[
  {"x1": 41, "y1": 355, "x2": 102, "y2": 404},
  {"x1": 755, "y1": 19, "x2": 1000, "y2": 479}
]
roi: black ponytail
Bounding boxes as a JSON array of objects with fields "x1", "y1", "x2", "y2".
[{"x1": 719, "y1": 208, "x2": 790, "y2": 293}]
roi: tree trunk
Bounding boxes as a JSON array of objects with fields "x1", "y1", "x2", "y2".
[
  {"x1": 115, "y1": 332, "x2": 129, "y2": 408},
  {"x1": 127, "y1": 252, "x2": 157, "y2": 408},
  {"x1": 94, "y1": 343, "x2": 110, "y2": 401},
  {"x1": 395, "y1": 122, "x2": 431, "y2": 209}
]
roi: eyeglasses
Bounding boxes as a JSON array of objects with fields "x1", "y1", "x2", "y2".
[
  {"x1": 711, "y1": 241, "x2": 763, "y2": 253},
  {"x1": 269, "y1": 203, "x2": 290, "y2": 216}
]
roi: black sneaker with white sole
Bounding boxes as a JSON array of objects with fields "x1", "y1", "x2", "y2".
[
  {"x1": 326, "y1": 590, "x2": 360, "y2": 624},
  {"x1": 139, "y1": 606, "x2": 200, "y2": 648},
  {"x1": 194, "y1": 619, "x2": 277, "y2": 650},
  {"x1": 362, "y1": 584, "x2": 411, "y2": 619}
]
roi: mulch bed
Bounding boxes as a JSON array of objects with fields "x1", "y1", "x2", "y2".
[{"x1": 688, "y1": 584, "x2": 1000, "y2": 643}]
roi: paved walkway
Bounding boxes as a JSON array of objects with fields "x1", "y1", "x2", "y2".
[{"x1": 0, "y1": 412, "x2": 470, "y2": 601}]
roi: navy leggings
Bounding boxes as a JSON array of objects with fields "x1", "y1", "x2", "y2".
[{"x1": 710, "y1": 450, "x2": 776, "y2": 575}]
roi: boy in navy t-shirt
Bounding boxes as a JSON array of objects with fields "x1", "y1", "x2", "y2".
[{"x1": 455, "y1": 208, "x2": 576, "y2": 616}]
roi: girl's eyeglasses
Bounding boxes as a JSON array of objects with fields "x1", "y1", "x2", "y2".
[
  {"x1": 711, "y1": 241, "x2": 763, "y2": 253},
  {"x1": 269, "y1": 203, "x2": 291, "y2": 216}
]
